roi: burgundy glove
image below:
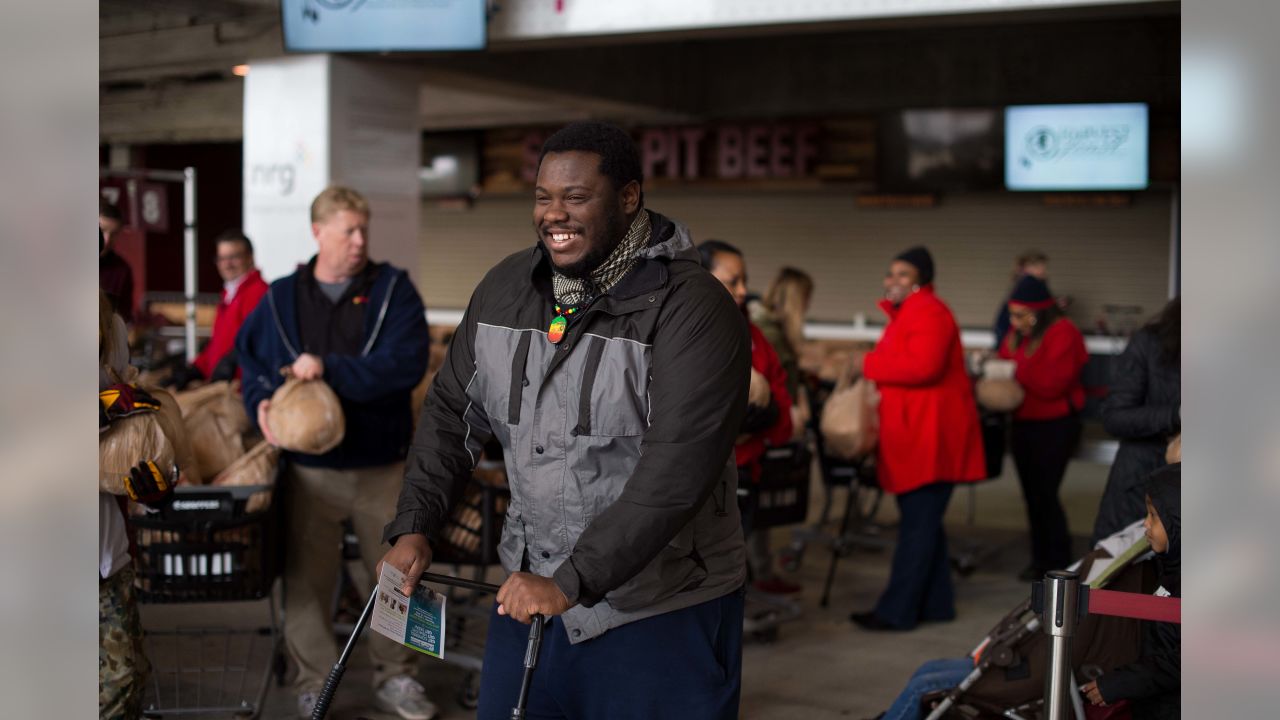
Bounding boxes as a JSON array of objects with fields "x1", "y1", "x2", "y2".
[{"x1": 100, "y1": 384, "x2": 161, "y2": 430}]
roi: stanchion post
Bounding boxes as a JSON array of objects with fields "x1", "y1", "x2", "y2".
[
  {"x1": 182, "y1": 167, "x2": 198, "y2": 363},
  {"x1": 1036, "y1": 570, "x2": 1082, "y2": 720}
]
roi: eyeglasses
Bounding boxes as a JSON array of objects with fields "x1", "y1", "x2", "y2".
[{"x1": 216, "y1": 252, "x2": 247, "y2": 263}]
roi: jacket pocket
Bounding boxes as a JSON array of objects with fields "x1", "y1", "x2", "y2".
[{"x1": 576, "y1": 337, "x2": 650, "y2": 437}]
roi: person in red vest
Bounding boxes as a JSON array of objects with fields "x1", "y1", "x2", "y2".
[
  {"x1": 997, "y1": 274, "x2": 1088, "y2": 580},
  {"x1": 170, "y1": 230, "x2": 269, "y2": 389},
  {"x1": 849, "y1": 246, "x2": 986, "y2": 631}
]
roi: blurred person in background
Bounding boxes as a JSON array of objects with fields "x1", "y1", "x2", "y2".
[
  {"x1": 997, "y1": 275, "x2": 1088, "y2": 580},
  {"x1": 992, "y1": 250, "x2": 1074, "y2": 348},
  {"x1": 1092, "y1": 297, "x2": 1181, "y2": 543},
  {"x1": 1082, "y1": 463, "x2": 1181, "y2": 718},
  {"x1": 700, "y1": 240, "x2": 796, "y2": 594},
  {"x1": 750, "y1": 266, "x2": 815, "y2": 438},
  {"x1": 236, "y1": 186, "x2": 434, "y2": 720},
  {"x1": 168, "y1": 230, "x2": 269, "y2": 390},
  {"x1": 98, "y1": 288, "x2": 175, "y2": 719},
  {"x1": 848, "y1": 246, "x2": 986, "y2": 631},
  {"x1": 99, "y1": 201, "x2": 135, "y2": 322}
]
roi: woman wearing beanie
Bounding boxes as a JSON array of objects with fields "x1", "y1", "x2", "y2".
[
  {"x1": 848, "y1": 246, "x2": 987, "y2": 631},
  {"x1": 997, "y1": 275, "x2": 1088, "y2": 579}
]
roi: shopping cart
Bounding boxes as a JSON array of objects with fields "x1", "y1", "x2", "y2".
[
  {"x1": 334, "y1": 457, "x2": 511, "y2": 709},
  {"x1": 131, "y1": 482, "x2": 284, "y2": 718},
  {"x1": 311, "y1": 573, "x2": 544, "y2": 720}
]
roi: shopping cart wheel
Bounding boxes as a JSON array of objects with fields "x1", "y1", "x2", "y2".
[{"x1": 457, "y1": 671, "x2": 480, "y2": 710}]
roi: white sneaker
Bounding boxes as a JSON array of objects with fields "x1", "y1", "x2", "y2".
[
  {"x1": 375, "y1": 675, "x2": 439, "y2": 720},
  {"x1": 297, "y1": 690, "x2": 319, "y2": 719}
]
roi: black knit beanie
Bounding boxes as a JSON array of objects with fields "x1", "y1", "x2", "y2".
[
  {"x1": 1009, "y1": 275, "x2": 1054, "y2": 309},
  {"x1": 894, "y1": 246, "x2": 934, "y2": 286}
]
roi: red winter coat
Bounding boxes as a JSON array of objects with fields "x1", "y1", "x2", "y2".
[
  {"x1": 997, "y1": 318, "x2": 1087, "y2": 421},
  {"x1": 862, "y1": 286, "x2": 986, "y2": 495},
  {"x1": 735, "y1": 322, "x2": 793, "y2": 476},
  {"x1": 193, "y1": 269, "x2": 269, "y2": 379}
]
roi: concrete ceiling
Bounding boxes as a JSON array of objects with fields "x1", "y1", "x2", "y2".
[{"x1": 98, "y1": 0, "x2": 1177, "y2": 144}]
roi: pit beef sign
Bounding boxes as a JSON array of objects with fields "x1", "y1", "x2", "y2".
[{"x1": 519, "y1": 123, "x2": 821, "y2": 183}]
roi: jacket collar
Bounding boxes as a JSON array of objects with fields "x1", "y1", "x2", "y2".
[
  {"x1": 528, "y1": 209, "x2": 695, "y2": 302},
  {"x1": 878, "y1": 283, "x2": 936, "y2": 320}
]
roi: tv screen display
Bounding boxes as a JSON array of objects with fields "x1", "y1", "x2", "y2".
[
  {"x1": 879, "y1": 108, "x2": 1003, "y2": 192},
  {"x1": 1005, "y1": 103, "x2": 1148, "y2": 191},
  {"x1": 282, "y1": 0, "x2": 486, "y2": 52},
  {"x1": 420, "y1": 132, "x2": 480, "y2": 198}
]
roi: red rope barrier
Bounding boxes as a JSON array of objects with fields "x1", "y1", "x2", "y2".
[{"x1": 1088, "y1": 589, "x2": 1180, "y2": 624}]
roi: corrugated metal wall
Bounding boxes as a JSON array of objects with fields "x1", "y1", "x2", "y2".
[{"x1": 418, "y1": 189, "x2": 1173, "y2": 330}]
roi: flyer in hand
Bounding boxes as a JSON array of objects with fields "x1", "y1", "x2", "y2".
[{"x1": 371, "y1": 564, "x2": 447, "y2": 659}]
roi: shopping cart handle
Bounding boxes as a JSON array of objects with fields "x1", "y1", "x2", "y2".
[
  {"x1": 311, "y1": 572, "x2": 538, "y2": 720},
  {"x1": 312, "y1": 585, "x2": 379, "y2": 720},
  {"x1": 420, "y1": 571, "x2": 501, "y2": 595},
  {"x1": 511, "y1": 614, "x2": 545, "y2": 720}
]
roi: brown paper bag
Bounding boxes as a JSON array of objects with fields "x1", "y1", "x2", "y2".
[
  {"x1": 819, "y1": 361, "x2": 879, "y2": 460},
  {"x1": 267, "y1": 377, "x2": 345, "y2": 454},
  {"x1": 100, "y1": 372, "x2": 198, "y2": 491},
  {"x1": 975, "y1": 378, "x2": 1025, "y2": 412},
  {"x1": 211, "y1": 440, "x2": 281, "y2": 512}
]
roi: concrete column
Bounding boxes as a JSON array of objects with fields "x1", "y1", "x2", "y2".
[{"x1": 242, "y1": 54, "x2": 421, "y2": 285}]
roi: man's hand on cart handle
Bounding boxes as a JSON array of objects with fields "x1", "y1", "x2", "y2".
[
  {"x1": 256, "y1": 400, "x2": 281, "y2": 446},
  {"x1": 378, "y1": 533, "x2": 434, "y2": 596},
  {"x1": 497, "y1": 572, "x2": 572, "y2": 624}
]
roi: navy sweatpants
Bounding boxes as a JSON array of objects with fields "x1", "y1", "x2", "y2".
[{"x1": 476, "y1": 589, "x2": 745, "y2": 720}]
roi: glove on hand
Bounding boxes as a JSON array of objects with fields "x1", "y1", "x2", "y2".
[
  {"x1": 99, "y1": 384, "x2": 161, "y2": 430},
  {"x1": 125, "y1": 460, "x2": 176, "y2": 508}
]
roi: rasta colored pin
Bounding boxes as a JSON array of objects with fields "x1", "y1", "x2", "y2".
[
  {"x1": 548, "y1": 304, "x2": 577, "y2": 344},
  {"x1": 548, "y1": 315, "x2": 567, "y2": 343}
]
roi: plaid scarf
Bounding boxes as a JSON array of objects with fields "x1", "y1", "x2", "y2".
[{"x1": 552, "y1": 210, "x2": 651, "y2": 307}]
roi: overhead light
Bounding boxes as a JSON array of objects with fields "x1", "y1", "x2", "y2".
[{"x1": 232, "y1": 65, "x2": 250, "y2": 77}]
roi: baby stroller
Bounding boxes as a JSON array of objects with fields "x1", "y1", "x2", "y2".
[{"x1": 921, "y1": 523, "x2": 1156, "y2": 719}]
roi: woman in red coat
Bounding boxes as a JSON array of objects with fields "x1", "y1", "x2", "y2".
[
  {"x1": 997, "y1": 275, "x2": 1088, "y2": 579},
  {"x1": 850, "y1": 246, "x2": 986, "y2": 631}
]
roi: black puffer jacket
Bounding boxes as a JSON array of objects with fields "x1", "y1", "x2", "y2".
[
  {"x1": 1096, "y1": 463, "x2": 1180, "y2": 719},
  {"x1": 1092, "y1": 328, "x2": 1180, "y2": 542}
]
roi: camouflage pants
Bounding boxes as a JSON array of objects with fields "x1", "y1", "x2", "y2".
[{"x1": 100, "y1": 566, "x2": 150, "y2": 720}]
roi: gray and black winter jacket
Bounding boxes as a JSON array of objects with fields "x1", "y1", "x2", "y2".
[{"x1": 384, "y1": 210, "x2": 751, "y2": 643}]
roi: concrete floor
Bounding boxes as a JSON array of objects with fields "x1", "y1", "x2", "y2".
[{"x1": 140, "y1": 458, "x2": 1109, "y2": 720}]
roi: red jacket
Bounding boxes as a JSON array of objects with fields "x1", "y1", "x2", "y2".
[
  {"x1": 735, "y1": 322, "x2": 793, "y2": 475},
  {"x1": 862, "y1": 286, "x2": 986, "y2": 495},
  {"x1": 193, "y1": 269, "x2": 269, "y2": 378},
  {"x1": 997, "y1": 318, "x2": 1087, "y2": 421}
]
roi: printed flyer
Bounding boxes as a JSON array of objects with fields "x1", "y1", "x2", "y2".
[{"x1": 371, "y1": 564, "x2": 447, "y2": 658}]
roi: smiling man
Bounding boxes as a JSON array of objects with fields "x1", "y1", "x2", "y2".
[
  {"x1": 169, "y1": 229, "x2": 269, "y2": 389},
  {"x1": 380, "y1": 122, "x2": 752, "y2": 719}
]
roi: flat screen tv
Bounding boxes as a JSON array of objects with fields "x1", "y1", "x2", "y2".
[
  {"x1": 879, "y1": 108, "x2": 1003, "y2": 192},
  {"x1": 1005, "y1": 103, "x2": 1148, "y2": 191},
  {"x1": 282, "y1": 0, "x2": 486, "y2": 53},
  {"x1": 420, "y1": 132, "x2": 480, "y2": 198}
]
